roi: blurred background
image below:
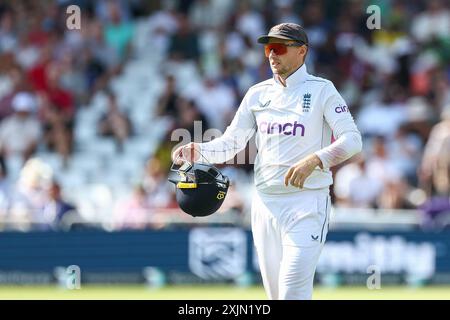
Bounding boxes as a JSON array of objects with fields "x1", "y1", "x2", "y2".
[{"x1": 0, "y1": 0, "x2": 449, "y2": 299}]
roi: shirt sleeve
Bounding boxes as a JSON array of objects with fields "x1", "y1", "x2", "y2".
[
  {"x1": 314, "y1": 82, "x2": 363, "y2": 169},
  {"x1": 199, "y1": 91, "x2": 257, "y2": 164}
]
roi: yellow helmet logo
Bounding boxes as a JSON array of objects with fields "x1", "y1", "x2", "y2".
[{"x1": 217, "y1": 191, "x2": 226, "y2": 200}]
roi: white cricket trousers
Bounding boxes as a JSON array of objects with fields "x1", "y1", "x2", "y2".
[{"x1": 251, "y1": 188, "x2": 331, "y2": 300}]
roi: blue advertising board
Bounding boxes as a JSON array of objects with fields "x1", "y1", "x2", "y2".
[{"x1": 0, "y1": 228, "x2": 448, "y2": 284}]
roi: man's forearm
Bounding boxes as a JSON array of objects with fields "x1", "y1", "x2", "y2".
[
  {"x1": 199, "y1": 125, "x2": 255, "y2": 164},
  {"x1": 199, "y1": 134, "x2": 246, "y2": 164},
  {"x1": 314, "y1": 131, "x2": 362, "y2": 169}
]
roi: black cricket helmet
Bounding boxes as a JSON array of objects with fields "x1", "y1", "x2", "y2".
[{"x1": 168, "y1": 161, "x2": 230, "y2": 217}]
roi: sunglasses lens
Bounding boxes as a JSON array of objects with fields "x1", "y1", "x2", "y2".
[{"x1": 264, "y1": 44, "x2": 287, "y2": 57}]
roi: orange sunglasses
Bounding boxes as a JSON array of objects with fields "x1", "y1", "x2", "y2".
[{"x1": 264, "y1": 42, "x2": 304, "y2": 57}]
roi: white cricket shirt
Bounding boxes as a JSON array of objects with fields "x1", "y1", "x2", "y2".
[{"x1": 200, "y1": 64, "x2": 362, "y2": 194}]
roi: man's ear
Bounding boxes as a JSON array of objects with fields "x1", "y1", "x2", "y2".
[
  {"x1": 299, "y1": 46, "x2": 307, "y2": 56},
  {"x1": 299, "y1": 46, "x2": 308, "y2": 63}
]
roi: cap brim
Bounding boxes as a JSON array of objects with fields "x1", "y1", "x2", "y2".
[{"x1": 257, "y1": 35, "x2": 295, "y2": 44}]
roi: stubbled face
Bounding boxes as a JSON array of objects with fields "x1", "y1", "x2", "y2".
[{"x1": 267, "y1": 38, "x2": 307, "y2": 78}]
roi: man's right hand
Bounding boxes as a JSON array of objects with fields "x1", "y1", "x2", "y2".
[{"x1": 172, "y1": 142, "x2": 201, "y2": 165}]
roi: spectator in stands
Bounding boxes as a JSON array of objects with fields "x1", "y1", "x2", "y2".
[
  {"x1": 8, "y1": 162, "x2": 78, "y2": 230},
  {"x1": 38, "y1": 180, "x2": 79, "y2": 231},
  {"x1": 0, "y1": 65, "x2": 28, "y2": 121},
  {"x1": 411, "y1": 0, "x2": 450, "y2": 44},
  {"x1": 34, "y1": 62, "x2": 75, "y2": 165},
  {"x1": 273, "y1": 0, "x2": 302, "y2": 25},
  {"x1": 168, "y1": 14, "x2": 200, "y2": 61},
  {"x1": 419, "y1": 195, "x2": 450, "y2": 230},
  {"x1": 83, "y1": 20, "x2": 120, "y2": 97},
  {"x1": 301, "y1": 1, "x2": 328, "y2": 49},
  {"x1": 58, "y1": 50, "x2": 86, "y2": 105},
  {"x1": 377, "y1": 178, "x2": 410, "y2": 209},
  {"x1": 193, "y1": 75, "x2": 236, "y2": 131},
  {"x1": 113, "y1": 184, "x2": 152, "y2": 230},
  {"x1": 97, "y1": 90, "x2": 132, "y2": 152},
  {"x1": 366, "y1": 136, "x2": 406, "y2": 205},
  {"x1": 334, "y1": 154, "x2": 383, "y2": 208},
  {"x1": 156, "y1": 74, "x2": 180, "y2": 118},
  {"x1": 388, "y1": 125, "x2": 423, "y2": 186},
  {"x1": 357, "y1": 83, "x2": 408, "y2": 139},
  {"x1": 146, "y1": 2, "x2": 179, "y2": 55},
  {"x1": 361, "y1": 135, "x2": 410, "y2": 209},
  {"x1": 235, "y1": 1, "x2": 265, "y2": 42},
  {"x1": 0, "y1": 8, "x2": 17, "y2": 53},
  {"x1": 8, "y1": 158, "x2": 52, "y2": 231},
  {"x1": 0, "y1": 92, "x2": 41, "y2": 176},
  {"x1": 103, "y1": 1, "x2": 135, "y2": 61},
  {"x1": 173, "y1": 98, "x2": 210, "y2": 138},
  {"x1": 0, "y1": 158, "x2": 11, "y2": 226},
  {"x1": 142, "y1": 156, "x2": 176, "y2": 209},
  {"x1": 420, "y1": 107, "x2": 450, "y2": 196},
  {"x1": 188, "y1": 0, "x2": 230, "y2": 31}
]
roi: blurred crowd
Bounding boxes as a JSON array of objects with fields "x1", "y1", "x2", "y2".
[{"x1": 0, "y1": 0, "x2": 449, "y2": 231}]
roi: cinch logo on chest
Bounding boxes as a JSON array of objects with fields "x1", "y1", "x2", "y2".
[{"x1": 258, "y1": 121, "x2": 305, "y2": 136}]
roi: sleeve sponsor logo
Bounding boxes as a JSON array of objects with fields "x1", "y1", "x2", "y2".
[{"x1": 335, "y1": 104, "x2": 349, "y2": 113}]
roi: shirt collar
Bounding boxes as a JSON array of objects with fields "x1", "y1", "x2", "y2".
[{"x1": 273, "y1": 63, "x2": 308, "y2": 88}]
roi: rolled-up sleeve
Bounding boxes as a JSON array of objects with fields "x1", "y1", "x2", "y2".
[{"x1": 315, "y1": 82, "x2": 362, "y2": 169}]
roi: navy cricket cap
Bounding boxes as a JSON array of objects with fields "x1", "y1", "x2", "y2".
[{"x1": 257, "y1": 23, "x2": 309, "y2": 45}]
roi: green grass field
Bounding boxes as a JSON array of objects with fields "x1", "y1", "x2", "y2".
[{"x1": 0, "y1": 285, "x2": 449, "y2": 300}]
